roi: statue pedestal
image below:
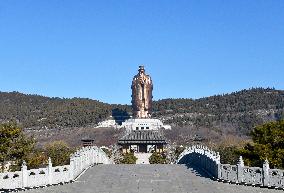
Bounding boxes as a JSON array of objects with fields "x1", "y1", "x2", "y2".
[{"x1": 121, "y1": 118, "x2": 170, "y2": 131}]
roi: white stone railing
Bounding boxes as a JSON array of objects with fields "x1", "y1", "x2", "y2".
[
  {"x1": 177, "y1": 145, "x2": 284, "y2": 189},
  {"x1": 0, "y1": 146, "x2": 113, "y2": 190}
]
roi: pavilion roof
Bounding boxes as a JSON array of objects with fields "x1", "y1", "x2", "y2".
[{"x1": 118, "y1": 130, "x2": 167, "y2": 144}]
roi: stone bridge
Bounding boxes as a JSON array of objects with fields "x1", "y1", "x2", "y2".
[
  {"x1": 0, "y1": 145, "x2": 283, "y2": 193},
  {"x1": 22, "y1": 165, "x2": 280, "y2": 193},
  {"x1": 177, "y1": 145, "x2": 284, "y2": 189}
]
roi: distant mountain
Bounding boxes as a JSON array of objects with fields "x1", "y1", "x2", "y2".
[{"x1": 0, "y1": 88, "x2": 283, "y2": 136}]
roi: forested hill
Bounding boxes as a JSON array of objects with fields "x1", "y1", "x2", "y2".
[
  {"x1": 0, "y1": 92, "x2": 113, "y2": 128},
  {"x1": 152, "y1": 88, "x2": 284, "y2": 134},
  {"x1": 0, "y1": 88, "x2": 284, "y2": 134}
]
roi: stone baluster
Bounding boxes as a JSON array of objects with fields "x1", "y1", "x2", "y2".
[
  {"x1": 91, "y1": 147, "x2": 95, "y2": 164},
  {"x1": 262, "y1": 159, "x2": 270, "y2": 187},
  {"x1": 94, "y1": 149, "x2": 98, "y2": 164},
  {"x1": 82, "y1": 151, "x2": 85, "y2": 169},
  {"x1": 98, "y1": 150, "x2": 102, "y2": 163},
  {"x1": 237, "y1": 156, "x2": 244, "y2": 183},
  {"x1": 90, "y1": 149, "x2": 93, "y2": 164},
  {"x1": 91, "y1": 148, "x2": 94, "y2": 164},
  {"x1": 79, "y1": 152, "x2": 83, "y2": 172},
  {"x1": 73, "y1": 155, "x2": 76, "y2": 176},
  {"x1": 83, "y1": 150, "x2": 86, "y2": 167},
  {"x1": 87, "y1": 149, "x2": 90, "y2": 165},
  {"x1": 202, "y1": 149, "x2": 205, "y2": 168},
  {"x1": 88, "y1": 149, "x2": 91, "y2": 165},
  {"x1": 89, "y1": 148, "x2": 92, "y2": 165},
  {"x1": 47, "y1": 157, "x2": 53, "y2": 185},
  {"x1": 69, "y1": 156, "x2": 75, "y2": 180},
  {"x1": 217, "y1": 163, "x2": 222, "y2": 179},
  {"x1": 86, "y1": 150, "x2": 89, "y2": 166},
  {"x1": 21, "y1": 160, "x2": 28, "y2": 188},
  {"x1": 87, "y1": 150, "x2": 90, "y2": 165},
  {"x1": 84, "y1": 150, "x2": 87, "y2": 167},
  {"x1": 83, "y1": 151, "x2": 87, "y2": 168},
  {"x1": 81, "y1": 151, "x2": 84, "y2": 170},
  {"x1": 75, "y1": 155, "x2": 79, "y2": 175},
  {"x1": 87, "y1": 149, "x2": 90, "y2": 166}
]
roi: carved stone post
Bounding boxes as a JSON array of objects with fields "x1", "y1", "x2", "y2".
[
  {"x1": 91, "y1": 147, "x2": 95, "y2": 164},
  {"x1": 47, "y1": 157, "x2": 53, "y2": 185},
  {"x1": 237, "y1": 156, "x2": 244, "y2": 183},
  {"x1": 262, "y1": 159, "x2": 270, "y2": 187},
  {"x1": 98, "y1": 150, "x2": 102, "y2": 163},
  {"x1": 90, "y1": 148, "x2": 93, "y2": 165},
  {"x1": 75, "y1": 155, "x2": 79, "y2": 176},
  {"x1": 79, "y1": 152, "x2": 83, "y2": 172},
  {"x1": 69, "y1": 157, "x2": 75, "y2": 181},
  {"x1": 88, "y1": 149, "x2": 91, "y2": 165},
  {"x1": 85, "y1": 151, "x2": 88, "y2": 167},
  {"x1": 86, "y1": 150, "x2": 89, "y2": 167},
  {"x1": 217, "y1": 163, "x2": 222, "y2": 179},
  {"x1": 202, "y1": 149, "x2": 206, "y2": 169},
  {"x1": 21, "y1": 160, "x2": 28, "y2": 188},
  {"x1": 83, "y1": 150, "x2": 86, "y2": 167},
  {"x1": 82, "y1": 151, "x2": 85, "y2": 169},
  {"x1": 89, "y1": 149, "x2": 91, "y2": 165},
  {"x1": 95, "y1": 149, "x2": 98, "y2": 164}
]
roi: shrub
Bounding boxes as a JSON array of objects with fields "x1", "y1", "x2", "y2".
[
  {"x1": 149, "y1": 152, "x2": 166, "y2": 164},
  {"x1": 120, "y1": 152, "x2": 137, "y2": 164}
]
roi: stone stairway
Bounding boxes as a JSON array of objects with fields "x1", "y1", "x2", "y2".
[{"x1": 134, "y1": 153, "x2": 152, "y2": 164}]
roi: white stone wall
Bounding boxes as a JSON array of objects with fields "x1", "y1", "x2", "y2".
[
  {"x1": 0, "y1": 146, "x2": 113, "y2": 190},
  {"x1": 121, "y1": 118, "x2": 171, "y2": 131}
]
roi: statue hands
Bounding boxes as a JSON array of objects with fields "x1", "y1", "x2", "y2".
[{"x1": 139, "y1": 76, "x2": 145, "y2": 84}]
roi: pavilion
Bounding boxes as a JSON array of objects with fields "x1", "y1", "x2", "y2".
[{"x1": 118, "y1": 130, "x2": 167, "y2": 153}]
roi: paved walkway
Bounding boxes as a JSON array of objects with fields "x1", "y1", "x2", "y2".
[
  {"x1": 27, "y1": 165, "x2": 281, "y2": 193},
  {"x1": 135, "y1": 153, "x2": 151, "y2": 164}
]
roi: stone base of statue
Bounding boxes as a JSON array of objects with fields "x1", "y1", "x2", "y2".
[{"x1": 121, "y1": 118, "x2": 171, "y2": 131}]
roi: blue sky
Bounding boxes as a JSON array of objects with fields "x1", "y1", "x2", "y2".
[{"x1": 0, "y1": 0, "x2": 283, "y2": 104}]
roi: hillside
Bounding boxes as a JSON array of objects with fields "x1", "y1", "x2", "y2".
[
  {"x1": 0, "y1": 92, "x2": 112, "y2": 128},
  {"x1": 153, "y1": 88, "x2": 284, "y2": 135},
  {"x1": 0, "y1": 88, "x2": 284, "y2": 139}
]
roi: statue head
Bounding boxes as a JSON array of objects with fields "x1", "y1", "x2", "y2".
[{"x1": 138, "y1": 65, "x2": 145, "y2": 74}]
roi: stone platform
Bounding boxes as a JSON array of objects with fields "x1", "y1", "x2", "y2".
[
  {"x1": 121, "y1": 118, "x2": 166, "y2": 131},
  {"x1": 25, "y1": 165, "x2": 280, "y2": 193}
]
